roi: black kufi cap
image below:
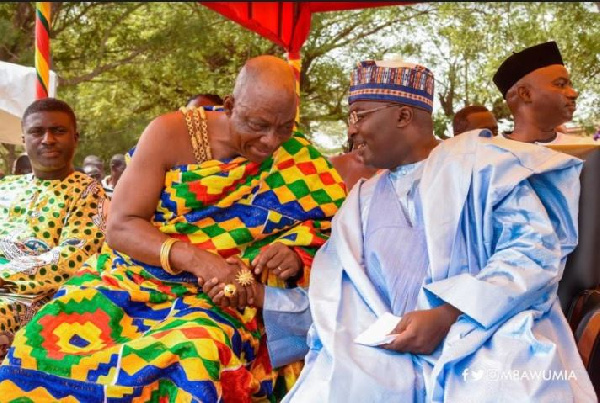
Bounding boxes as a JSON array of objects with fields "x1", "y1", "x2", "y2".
[{"x1": 493, "y1": 41, "x2": 564, "y2": 99}]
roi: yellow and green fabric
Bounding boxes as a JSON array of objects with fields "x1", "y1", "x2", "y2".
[
  {"x1": 0, "y1": 172, "x2": 107, "y2": 350},
  {"x1": 0, "y1": 133, "x2": 346, "y2": 402}
]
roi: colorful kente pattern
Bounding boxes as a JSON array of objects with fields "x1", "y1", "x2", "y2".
[
  {"x1": 0, "y1": 172, "x2": 107, "y2": 355},
  {"x1": 0, "y1": 133, "x2": 346, "y2": 402}
]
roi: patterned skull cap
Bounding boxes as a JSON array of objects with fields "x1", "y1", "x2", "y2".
[{"x1": 349, "y1": 59, "x2": 435, "y2": 113}]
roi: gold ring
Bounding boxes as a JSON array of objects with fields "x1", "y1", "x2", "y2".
[
  {"x1": 224, "y1": 284, "x2": 237, "y2": 297},
  {"x1": 235, "y1": 269, "x2": 255, "y2": 286}
]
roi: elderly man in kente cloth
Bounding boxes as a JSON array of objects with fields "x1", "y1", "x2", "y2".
[
  {"x1": 0, "y1": 98, "x2": 107, "y2": 357},
  {"x1": 284, "y1": 54, "x2": 595, "y2": 402},
  {"x1": 0, "y1": 56, "x2": 346, "y2": 402}
]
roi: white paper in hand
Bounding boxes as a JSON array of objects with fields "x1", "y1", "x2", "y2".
[{"x1": 354, "y1": 312, "x2": 402, "y2": 346}]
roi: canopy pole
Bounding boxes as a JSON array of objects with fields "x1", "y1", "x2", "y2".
[
  {"x1": 35, "y1": 2, "x2": 51, "y2": 99},
  {"x1": 286, "y1": 51, "x2": 302, "y2": 125}
]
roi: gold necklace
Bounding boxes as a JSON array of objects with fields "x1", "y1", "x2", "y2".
[
  {"x1": 180, "y1": 107, "x2": 213, "y2": 163},
  {"x1": 197, "y1": 107, "x2": 213, "y2": 161}
]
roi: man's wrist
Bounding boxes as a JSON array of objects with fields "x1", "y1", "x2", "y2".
[
  {"x1": 170, "y1": 242, "x2": 212, "y2": 278},
  {"x1": 169, "y1": 241, "x2": 188, "y2": 273},
  {"x1": 253, "y1": 283, "x2": 265, "y2": 308},
  {"x1": 439, "y1": 303, "x2": 462, "y2": 326},
  {"x1": 289, "y1": 246, "x2": 305, "y2": 281}
]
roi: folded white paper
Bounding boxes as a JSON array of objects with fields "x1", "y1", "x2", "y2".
[{"x1": 354, "y1": 312, "x2": 402, "y2": 346}]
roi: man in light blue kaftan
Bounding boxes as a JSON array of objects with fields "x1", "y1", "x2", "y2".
[{"x1": 283, "y1": 55, "x2": 596, "y2": 402}]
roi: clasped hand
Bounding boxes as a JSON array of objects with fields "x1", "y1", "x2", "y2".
[
  {"x1": 200, "y1": 256, "x2": 257, "y2": 308},
  {"x1": 199, "y1": 243, "x2": 303, "y2": 308},
  {"x1": 251, "y1": 242, "x2": 304, "y2": 281}
]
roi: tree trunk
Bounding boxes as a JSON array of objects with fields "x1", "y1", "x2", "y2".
[{"x1": 439, "y1": 63, "x2": 457, "y2": 117}]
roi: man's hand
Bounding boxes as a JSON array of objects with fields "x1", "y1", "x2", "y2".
[
  {"x1": 382, "y1": 304, "x2": 462, "y2": 355},
  {"x1": 204, "y1": 278, "x2": 265, "y2": 308},
  {"x1": 251, "y1": 243, "x2": 303, "y2": 281},
  {"x1": 200, "y1": 256, "x2": 255, "y2": 309}
]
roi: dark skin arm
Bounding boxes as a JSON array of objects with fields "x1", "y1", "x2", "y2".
[
  {"x1": 106, "y1": 112, "x2": 250, "y2": 303},
  {"x1": 382, "y1": 303, "x2": 462, "y2": 355}
]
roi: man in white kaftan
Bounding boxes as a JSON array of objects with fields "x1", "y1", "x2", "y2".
[{"x1": 284, "y1": 51, "x2": 596, "y2": 402}]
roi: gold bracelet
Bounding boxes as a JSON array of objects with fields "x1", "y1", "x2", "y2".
[{"x1": 159, "y1": 238, "x2": 182, "y2": 275}]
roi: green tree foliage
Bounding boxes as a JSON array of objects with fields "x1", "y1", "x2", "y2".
[
  {"x1": 48, "y1": 2, "x2": 279, "y2": 166},
  {"x1": 1, "y1": 2, "x2": 280, "y2": 169},
  {"x1": 393, "y1": 2, "x2": 600, "y2": 136},
  {"x1": 0, "y1": 2, "x2": 598, "y2": 170},
  {"x1": 298, "y1": 5, "x2": 434, "y2": 149}
]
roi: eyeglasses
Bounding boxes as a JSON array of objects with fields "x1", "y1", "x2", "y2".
[{"x1": 348, "y1": 104, "x2": 397, "y2": 126}]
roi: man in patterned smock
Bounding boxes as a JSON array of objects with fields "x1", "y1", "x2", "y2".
[{"x1": 0, "y1": 98, "x2": 107, "y2": 356}]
